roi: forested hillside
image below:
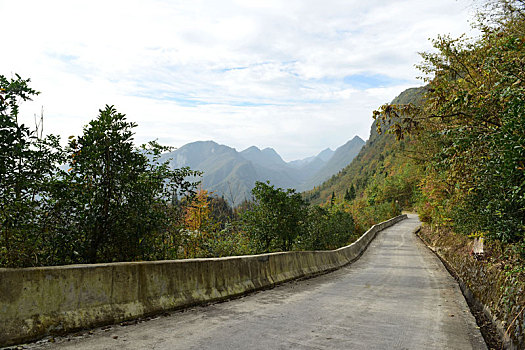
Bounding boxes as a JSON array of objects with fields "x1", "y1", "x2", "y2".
[
  {"x1": 308, "y1": 0, "x2": 524, "y2": 251},
  {"x1": 304, "y1": 87, "x2": 426, "y2": 207}
]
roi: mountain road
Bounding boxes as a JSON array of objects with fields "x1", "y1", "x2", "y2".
[{"x1": 26, "y1": 214, "x2": 486, "y2": 349}]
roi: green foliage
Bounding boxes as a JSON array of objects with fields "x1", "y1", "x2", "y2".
[
  {"x1": 242, "y1": 181, "x2": 358, "y2": 253},
  {"x1": 344, "y1": 184, "x2": 356, "y2": 202},
  {"x1": 374, "y1": 0, "x2": 525, "y2": 245},
  {"x1": 242, "y1": 181, "x2": 307, "y2": 253},
  {"x1": 0, "y1": 78, "x2": 201, "y2": 267},
  {"x1": 209, "y1": 195, "x2": 234, "y2": 228},
  {"x1": 365, "y1": 160, "x2": 421, "y2": 209},
  {"x1": 0, "y1": 75, "x2": 65, "y2": 267},
  {"x1": 297, "y1": 206, "x2": 356, "y2": 251},
  {"x1": 344, "y1": 198, "x2": 401, "y2": 234},
  {"x1": 55, "y1": 105, "x2": 201, "y2": 263},
  {"x1": 1, "y1": 74, "x2": 400, "y2": 267},
  {"x1": 200, "y1": 222, "x2": 251, "y2": 257},
  {"x1": 178, "y1": 189, "x2": 245, "y2": 258}
]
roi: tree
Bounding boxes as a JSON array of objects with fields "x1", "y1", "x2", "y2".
[
  {"x1": 373, "y1": 0, "x2": 525, "y2": 243},
  {"x1": 325, "y1": 208, "x2": 356, "y2": 249},
  {"x1": 58, "y1": 105, "x2": 200, "y2": 263},
  {"x1": 242, "y1": 181, "x2": 307, "y2": 253},
  {"x1": 184, "y1": 189, "x2": 213, "y2": 232},
  {"x1": 209, "y1": 195, "x2": 234, "y2": 227},
  {"x1": 0, "y1": 74, "x2": 64, "y2": 267},
  {"x1": 298, "y1": 206, "x2": 355, "y2": 251},
  {"x1": 344, "y1": 184, "x2": 356, "y2": 201}
]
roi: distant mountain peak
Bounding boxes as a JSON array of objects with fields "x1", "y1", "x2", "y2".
[
  {"x1": 241, "y1": 145, "x2": 286, "y2": 167},
  {"x1": 191, "y1": 140, "x2": 219, "y2": 145},
  {"x1": 262, "y1": 147, "x2": 282, "y2": 159},
  {"x1": 159, "y1": 136, "x2": 365, "y2": 205},
  {"x1": 262, "y1": 147, "x2": 277, "y2": 153},
  {"x1": 242, "y1": 145, "x2": 260, "y2": 152},
  {"x1": 317, "y1": 148, "x2": 335, "y2": 162},
  {"x1": 297, "y1": 136, "x2": 364, "y2": 191},
  {"x1": 341, "y1": 136, "x2": 365, "y2": 149}
]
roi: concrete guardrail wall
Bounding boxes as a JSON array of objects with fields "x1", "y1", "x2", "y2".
[{"x1": 0, "y1": 214, "x2": 407, "y2": 347}]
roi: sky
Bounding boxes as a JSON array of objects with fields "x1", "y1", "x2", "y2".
[{"x1": 1, "y1": 0, "x2": 478, "y2": 161}]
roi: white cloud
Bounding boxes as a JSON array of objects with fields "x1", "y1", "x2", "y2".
[{"x1": 0, "y1": 0, "x2": 477, "y2": 160}]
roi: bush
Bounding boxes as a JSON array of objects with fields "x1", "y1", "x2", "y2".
[
  {"x1": 242, "y1": 181, "x2": 307, "y2": 253},
  {"x1": 297, "y1": 206, "x2": 356, "y2": 250}
]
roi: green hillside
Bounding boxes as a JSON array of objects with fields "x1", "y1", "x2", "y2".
[{"x1": 304, "y1": 87, "x2": 426, "y2": 208}]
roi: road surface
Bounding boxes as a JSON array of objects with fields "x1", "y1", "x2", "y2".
[{"x1": 26, "y1": 214, "x2": 486, "y2": 349}]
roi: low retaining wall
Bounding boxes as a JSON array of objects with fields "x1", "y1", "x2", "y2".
[
  {"x1": 417, "y1": 226, "x2": 524, "y2": 349},
  {"x1": 0, "y1": 215, "x2": 407, "y2": 347}
]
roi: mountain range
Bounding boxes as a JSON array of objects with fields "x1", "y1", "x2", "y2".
[
  {"x1": 159, "y1": 136, "x2": 365, "y2": 205},
  {"x1": 303, "y1": 86, "x2": 427, "y2": 205}
]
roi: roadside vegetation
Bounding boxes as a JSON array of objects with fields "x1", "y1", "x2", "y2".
[
  {"x1": 374, "y1": 0, "x2": 524, "y2": 258},
  {"x1": 307, "y1": 0, "x2": 524, "y2": 271},
  {"x1": 368, "y1": 0, "x2": 524, "y2": 345},
  {"x1": 1, "y1": 76, "x2": 384, "y2": 268}
]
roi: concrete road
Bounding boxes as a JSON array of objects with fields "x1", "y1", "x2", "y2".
[{"x1": 27, "y1": 215, "x2": 486, "y2": 349}]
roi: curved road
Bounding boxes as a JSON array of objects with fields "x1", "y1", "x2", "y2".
[{"x1": 28, "y1": 215, "x2": 486, "y2": 349}]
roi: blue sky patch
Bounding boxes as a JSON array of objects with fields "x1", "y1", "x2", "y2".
[
  {"x1": 47, "y1": 52, "x2": 79, "y2": 63},
  {"x1": 343, "y1": 74, "x2": 409, "y2": 89}
]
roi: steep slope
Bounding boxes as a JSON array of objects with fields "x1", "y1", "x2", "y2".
[
  {"x1": 288, "y1": 157, "x2": 315, "y2": 168},
  {"x1": 207, "y1": 161, "x2": 258, "y2": 205},
  {"x1": 297, "y1": 157, "x2": 328, "y2": 180},
  {"x1": 289, "y1": 148, "x2": 334, "y2": 168},
  {"x1": 317, "y1": 148, "x2": 335, "y2": 162},
  {"x1": 304, "y1": 87, "x2": 426, "y2": 205},
  {"x1": 288, "y1": 148, "x2": 334, "y2": 182},
  {"x1": 298, "y1": 136, "x2": 365, "y2": 192}
]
